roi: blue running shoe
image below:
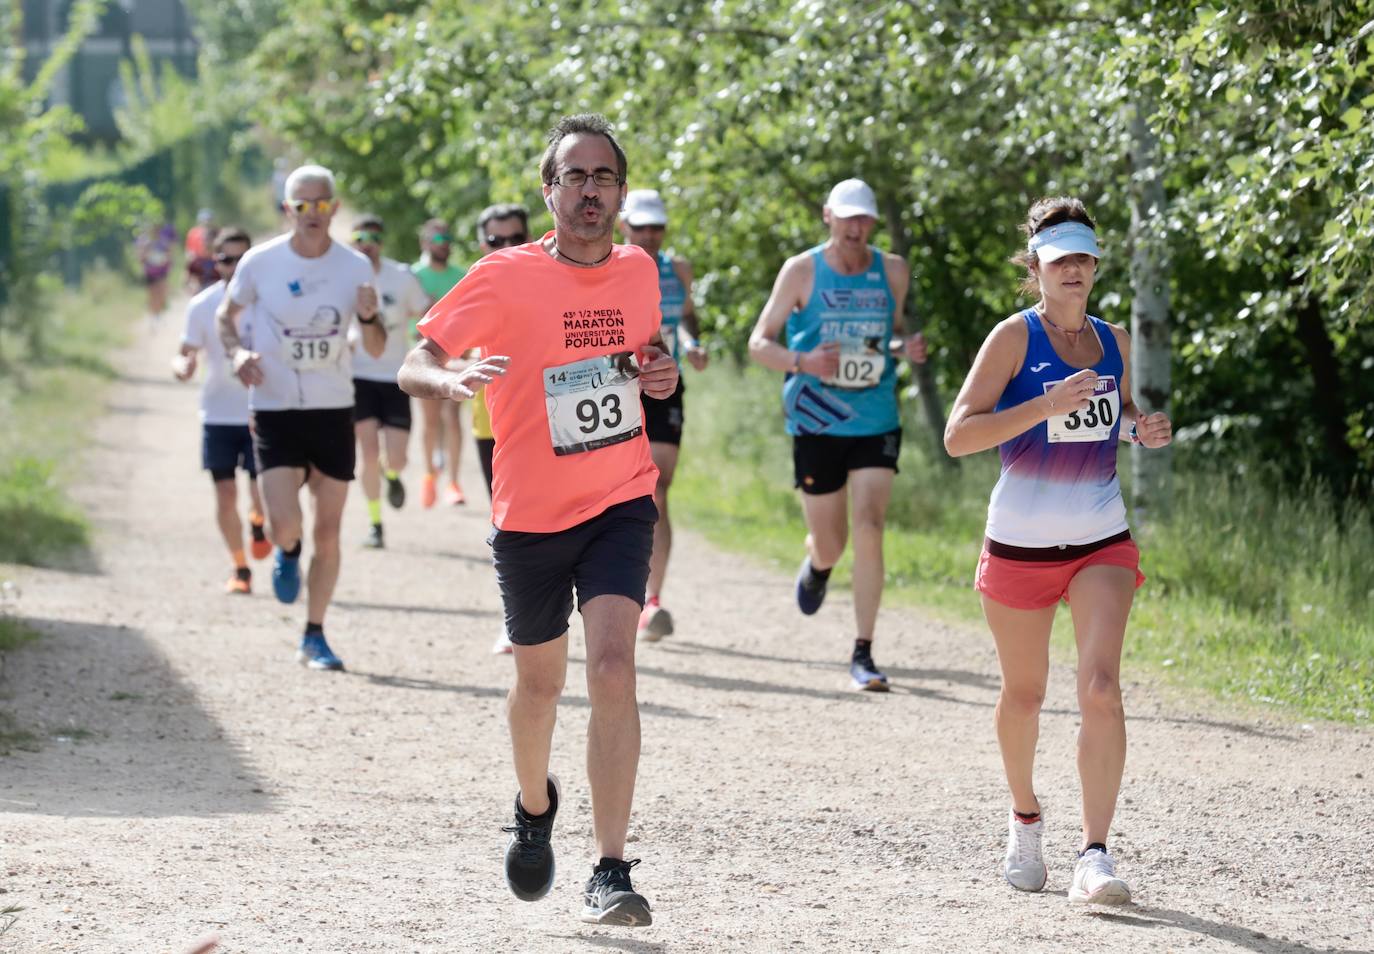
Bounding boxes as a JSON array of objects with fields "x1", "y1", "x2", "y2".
[
  {"x1": 795, "y1": 558, "x2": 828, "y2": 615},
  {"x1": 297, "y1": 633, "x2": 344, "y2": 671},
  {"x1": 850, "y1": 647, "x2": 890, "y2": 692},
  {"x1": 272, "y1": 548, "x2": 301, "y2": 604}
]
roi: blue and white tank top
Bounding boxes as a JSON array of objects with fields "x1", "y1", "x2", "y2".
[
  {"x1": 656, "y1": 252, "x2": 686, "y2": 364},
  {"x1": 781, "y1": 246, "x2": 898, "y2": 437},
  {"x1": 985, "y1": 310, "x2": 1128, "y2": 547}
]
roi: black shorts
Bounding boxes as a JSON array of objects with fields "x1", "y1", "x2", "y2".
[
  {"x1": 202, "y1": 424, "x2": 256, "y2": 482},
  {"x1": 792, "y1": 428, "x2": 901, "y2": 495},
  {"x1": 642, "y1": 378, "x2": 684, "y2": 446},
  {"x1": 251, "y1": 407, "x2": 356, "y2": 482},
  {"x1": 353, "y1": 378, "x2": 412, "y2": 430},
  {"x1": 488, "y1": 496, "x2": 658, "y2": 646}
]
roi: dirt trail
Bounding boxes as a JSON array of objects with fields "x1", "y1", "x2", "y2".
[{"x1": 1, "y1": 308, "x2": 1371, "y2": 954}]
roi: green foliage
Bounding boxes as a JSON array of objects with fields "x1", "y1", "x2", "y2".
[
  {"x1": 0, "y1": 458, "x2": 89, "y2": 566},
  {"x1": 238, "y1": 0, "x2": 1374, "y2": 493}
]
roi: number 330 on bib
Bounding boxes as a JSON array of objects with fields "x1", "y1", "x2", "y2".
[
  {"x1": 544, "y1": 352, "x2": 644, "y2": 456},
  {"x1": 1043, "y1": 374, "x2": 1120, "y2": 443}
]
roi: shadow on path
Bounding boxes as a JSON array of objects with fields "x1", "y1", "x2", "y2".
[
  {"x1": 1090, "y1": 903, "x2": 1369, "y2": 954},
  {"x1": 333, "y1": 599, "x2": 499, "y2": 618},
  {"x1": 0, "y1": 617, "x2": 273, "y2": 818}
]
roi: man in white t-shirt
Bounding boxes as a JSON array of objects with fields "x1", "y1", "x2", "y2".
[
  {"x1": 348, "y1": 214, "x2": 430, "y2": 549},
  {"x1": 172, "y1": 226, "x2": 271, "y2": 593},
  {"x1": 214, "y1": 164, "x2": 386, "y2": 671}
]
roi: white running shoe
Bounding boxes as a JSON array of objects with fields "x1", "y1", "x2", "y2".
[
  {"x1": 1068, "y1": 847, "x2": 1131, "y2": 905},
  {"x1": 1003, "y1": 809, "x2": 1048, "y2": 892},
  {"x1": 491, "y1": 629, "x2": 514, "y2": 655}
]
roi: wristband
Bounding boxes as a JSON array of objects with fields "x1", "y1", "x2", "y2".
[
  {"x1": 684, "y1": 337, "x2": 701, "y2": 351},
  {"x1": 790, "y1": 350, "x2": 801, "y2": 374},
  {"x1": 1129, "y1": 422, "x2": 1141, "y2": 445},
  {"x1": 356, "y1": 313, "x2": 379, "y2": 325}
]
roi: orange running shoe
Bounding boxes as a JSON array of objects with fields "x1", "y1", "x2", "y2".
[
  {"x1": 249, "y1": 518, "x2": 271, "y2": 560},
  {"x1": 446, "y1": 481, "x2": 466, "y2": 506},
  {"x1": 421, "y1": 473, "x2": 438, "y2": 509},
  {"x1": 225, "y1": 568, "x2": 251, "y2": 595}
]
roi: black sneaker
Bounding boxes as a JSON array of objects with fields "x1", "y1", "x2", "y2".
[
  {"x1": 795, "y1": 558, "x2": 828, "y2": 615},
  {"x1": 385, "y1": 474, "x2": 406, "y2": 509},
  {"x1": 501, "y1": 774, "x2": 560, "y2": 901},
  {"x1": 363, "y1": 523, "x2": 384, "y2": 549},
  {"x1": 581, "y1": 858, "x2": 652, "y2": 926}
]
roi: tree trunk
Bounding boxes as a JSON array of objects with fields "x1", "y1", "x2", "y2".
[
  {"x1": 880, "y1": 193, "x2": 954, "y2": 467},
  {"x1": 1127, "y1": 103, "x2": 1172, "y2": 519},
  {"x1": 1291, "y1": 290, "x2": 1357, "y2": 492}
]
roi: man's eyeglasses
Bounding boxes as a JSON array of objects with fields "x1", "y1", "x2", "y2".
[
  {"x1": 485, "y1": 233, "x2": 528, "y2": 249},
  {"x1": 352, "y1": 230, "x2": 384, "y2": 244},
  {"x1": 213, "y1": 253, "x2": 242, "y2": 265},
  {"x1": 286, "y1": 198, "x2": 333, "y2": 214},
  {"x1": 549, "y1": 169, "x2": 622, "y2": 188}
]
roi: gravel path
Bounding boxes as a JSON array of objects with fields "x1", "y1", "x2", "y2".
[{"x1": 1, "y1": 312, "x2": 1371, "y2": 953}]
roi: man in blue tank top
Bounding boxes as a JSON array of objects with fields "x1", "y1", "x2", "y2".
[
  {"x1": 748, "y1": 178, "x2": 927, "y2": 690},
  {"x1": 618, "y1": 189, "x2": 709, "y2": 642}
]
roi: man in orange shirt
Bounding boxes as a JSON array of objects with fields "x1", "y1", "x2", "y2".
[{"x1": 399, "y1": 114, "x2": 677, "y2": 928}]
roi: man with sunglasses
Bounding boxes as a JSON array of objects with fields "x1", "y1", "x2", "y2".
[
  {"x1": 349, "y1": 214, "x2": 430, "y2": 549},
  {"x1": 172, "y1": 226, "x2": 271, "y2": 593},
  {"x1": 215, "y1": 164, "x2": 386, "y2": 671},
  {"x1": 411, "y1": 219, "x2": 469, "y2": 508},
  {"x1": 400, "y1": 114, "x2": 678, "y2": 927},
  {"x1": 616, "y1": 190, "x2": 708, "y2": 644}
]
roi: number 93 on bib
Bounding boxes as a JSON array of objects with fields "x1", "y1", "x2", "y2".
[
  {"x1": 1043, "y1": 374, "x2": 1120, "y2": 443},
  {"x1": 544, "y1": 352, "x2": 644, "y2": 457}
]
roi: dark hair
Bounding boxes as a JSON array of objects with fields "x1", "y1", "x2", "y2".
[
  {"x1": 213, "y1": 226, "x2": 251, "y2": 251},
  {"x1": 476, "y1": 203, "x2": 529, "y2": 242},
  {"x1": 419, "y1": 217, "x2": 449, "y2": 240},
  {"x1": 353, "y1": 212, "x2": 384, "y2": 231},
  {"x1": 539, "y1": 114, "x2": 627, "y2": 186},
  {"x1": 1011, "y1": 196, "x2": 1097, "y2": 297}
]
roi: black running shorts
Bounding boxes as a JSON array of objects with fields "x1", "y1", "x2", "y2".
[
  {"x1": 642, "y1": 378, "x2": 684, "y2": 446},
  {"x1": 202, "y1": 424, "x2": 257, "y2": 482},
  {"x1": 792, "y1": 428, "x2": 902, "y2": 495},
  {"x1": 488, "y1": 496, "x2": 658, "y2": 646},
  {"x1": 251, "y1": 407, "x2": 356, "y2": 482},
  {"x1": 352, "y1": 378, "x2": 413, "y2": 430}
]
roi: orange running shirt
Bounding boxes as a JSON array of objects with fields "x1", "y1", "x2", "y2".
[{"x1": 417, "y1": 234, "x2": 662, "y2": 532}]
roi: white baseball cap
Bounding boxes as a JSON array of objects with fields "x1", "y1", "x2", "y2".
[
  {"x1": 1027, "y1": 221, "x2": 1101, "y2": 262},
  {"x1": 621, "y1": 189, "x2": 668, "y2": 227},
  {"x1": 825, "y1": 178, "x2": 879, "y2": 219}
]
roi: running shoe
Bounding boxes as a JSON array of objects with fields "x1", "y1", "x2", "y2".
[
  {"x1": 849, "y1": 647, "x2": 890, "y2": 692},
  {"x1": 363, "y1": 523, "x2": 384, "y2": 549},
  {"x1": 794, "y1": 557, "x2": 828, "y2": 615},
  {"x1": 1003, "y1": 809, "x2": 1048, "y2": 892},
  {"x1": 271, "y1": 548, "x2": 302, "y2": 604},
  {"x1": 297, "y1": 633, "x2": 345, "y2": 671},
  {"x1": 445, "y1": 481, "x2": 466, "y2": 506},
  {"x1": 1068, "y1": 847, "x2": 1131, "y2": 905},
  {"x1": 581, "y1": 858, "x2": 652, "y2": 927},
  {"x1": 502, "y1": 774, "x2": 560, "y2": 902},
  {"x1": 225, "y1": 568, "x2": 251, "y2": 595},
  {"x1": 636, "y1": 599, "x2": 674, "y2": 642},
  {"x1": 386, "y1": 474, "x2": 406, "y2": 509},
  {"x1": 249, "y1": 519, "x2": 271, "y2": 560},
  {"x1": 491, "y1": 629, "x2": 514, "y2": 655},
  {"x1": 420, "y1": 473, "x2": 437, "y2": 509}
]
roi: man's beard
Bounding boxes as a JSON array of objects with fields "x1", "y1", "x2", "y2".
[
  {"x1": 430, "y1": 249, "x2": 449, "y2": 264},
  {"x1": 559, "y1": 198, "x2": 618, "y2": 242}
]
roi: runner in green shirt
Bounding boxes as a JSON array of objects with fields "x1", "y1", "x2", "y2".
[{"x1": 411, "y1": 218, "x2": 469, "y2": 507}]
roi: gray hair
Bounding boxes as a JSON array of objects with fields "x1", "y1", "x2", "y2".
[{"x1": 284, "y1": 164, "x2": 336, "y2": 200}]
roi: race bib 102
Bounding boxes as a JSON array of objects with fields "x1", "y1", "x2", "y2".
[
  {"x1": 1043, "y1": 374, "x2": 1120, "y2": 443},
  {"x1": 544, "y1": 352, "x2": 644, "y2": 456},
  {"x1": 822, "y1": 346, "x2": 885, "y2": 390}
]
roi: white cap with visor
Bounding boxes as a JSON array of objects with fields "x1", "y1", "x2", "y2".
[
  {"x1": 622, "y1": 189, "x2": 668, "y2": 227},
  {"x1": 1027, "y1": 221, "x2": 1101, "y2": 262},
  {"x1": 825, "y1": 179, "x2": 879, "y2": 219}
]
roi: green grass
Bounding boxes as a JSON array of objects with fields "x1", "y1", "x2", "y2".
[
  {"x1": 672, "y1": 363, "x2": 1373, "y2": 723},
  {"x1": 0, "y1": 269, "x2": 141, "y2": 566},
  {"x1": 0, "y1": 617, "x2": 39, "y2": 654}
]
